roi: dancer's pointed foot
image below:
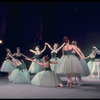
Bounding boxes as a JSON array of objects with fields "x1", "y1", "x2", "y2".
[{"x1": 59, "y1": 83, "x2": 64, "y2": 87}]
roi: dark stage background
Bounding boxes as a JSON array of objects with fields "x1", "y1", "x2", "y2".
[{"x1": 0, "y1": 2, "x2": 100, "y2": 76}]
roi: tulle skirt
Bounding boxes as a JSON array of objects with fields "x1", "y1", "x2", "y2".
[
  {"x1": 79, "y1": 58, "x2": 90, "y2": 76},
  {"x1": 29, "y1": 59, "x2": 45, "y2": 73},
  {"x1": 9, "y1": 68, "x2": 30, "y2": 84},
  {"x1": 50, "y1": 57, "x2": 59, "y2": 72},
  {"x1": 31, "y1": 70, "x2": 62, "y2": 87},
  {"x1": 56, "y1": 55, "x2": 84, "y2": 75},
  {"x1": 0, "y1": 60, "x2": 16, "y2": 72}
]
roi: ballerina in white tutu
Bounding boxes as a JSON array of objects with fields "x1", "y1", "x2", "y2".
[
  {"x1": 13, "y1": 47, "x2": 28, "y2": 69},
  {"x1": 71, "y1": 41, "x2": 90, "y2": 85},
  {"x1": 8, "y1": 54, "x2": 30, "y2": 84},
  {"x1": 56, "y1": 36, "x2": 85, "y2": 88},
  {"x1": 26, "y1": 55, "x2": 63, "y2": 87},
  {"x1": 45, "y1": 42, "x2": 65, "y2": 72},
  {"x1": 28, "y1": 43, "x2": 47, "y2": 74},
  {"x1": 0, "y1": 48, "x2": 16, "y2": 77}
]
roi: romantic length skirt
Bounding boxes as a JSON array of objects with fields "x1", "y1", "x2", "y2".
[
  {"x1": 0, "y1": 60, "x2": 15, "y2": 72},
  {"x1": 9, "y1": 67, "x2": 30, "y2": 84},
  {"x1": 29, "y1": 59, "x2": 45, "y2": 74},
  {"x1": 31, "y1": 70, "x2": 62, "y2": 87}
]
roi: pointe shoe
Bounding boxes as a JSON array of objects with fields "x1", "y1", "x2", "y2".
[
  {"x1": 87, "y1": 75, "x2": 92, "y2": 78},
  {"x1": 59, "y1": 83, "x2": 64, "y2": 87},
  {"x1": 91, "y1": 75, "x2": 95, "y2": 78},
  {"x1": 87, "y1": 76, "x2": 90, "y2": 78},
  {"x1": 87, "y1": 74, "x2": 94, "y2": 78},
  {"x1": 78, "y1": 80, "x2": 83, "y2": 86},
  {"x1": 78, "y1": 82, "x2": 83, "y2": 86}
]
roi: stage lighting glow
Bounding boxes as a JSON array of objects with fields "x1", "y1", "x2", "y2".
[{"x1": 0, "y1": 40, "x2": 3, "y2": 44}]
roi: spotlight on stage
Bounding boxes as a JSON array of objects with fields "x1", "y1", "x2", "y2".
[{"x1": 0, "y1": 40, "x2": 3, "y2": 45}]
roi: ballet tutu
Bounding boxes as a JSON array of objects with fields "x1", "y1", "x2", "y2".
[
  {"x1": 56, "y1": 54, "x2": 84, "y2": 75},
  {"x1": 31, "y1": 70, "x2": 62, "y2": 87},
  {"x1": 0, "y1": 60, "x2": 16, "y2": 72},
  {"x1": 9, "y1": 65, "x2": 30, "y2": 84},
  {"x1": 50, "y1": 57, "x2": 59, "y2": 72},
  {"x1": 29, "y1": 58, "x2": 45, "y2": 73},
  {"x1": 79, "y1": 58, "x2": 90, "y2": 76}
]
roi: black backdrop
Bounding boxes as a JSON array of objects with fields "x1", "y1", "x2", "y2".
[{"x1": 0, "y1": 2, "x2": 100, "y2": 75}]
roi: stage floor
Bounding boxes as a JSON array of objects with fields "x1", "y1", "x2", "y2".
[{"x1": 0, "y1": 75, "x2": 100, "y2": 99}]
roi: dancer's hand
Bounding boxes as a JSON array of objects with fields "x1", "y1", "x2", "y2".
[
  {"x1": 93, "y1": 46, "x2": 96, "y2": 49},
  {"x1": 25, "y1": 57, "x2": 31, "y2": 61},
  {"x1": 29, "y1": 49, "x2": 32, "y2": 52},
  {"x1": 45, "y1": 42, "x2": 48, "y2": 45},
  {"x1": 82, "y1": 56, "x2": 85, "y2": 60}
]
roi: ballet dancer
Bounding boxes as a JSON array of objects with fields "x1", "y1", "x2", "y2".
[
  {"x1": 28, "y1": 43, "x2": 47, "y2": 74},
  {"x1": 26, "y1": 55, "x2": 63, "y2": 87}
]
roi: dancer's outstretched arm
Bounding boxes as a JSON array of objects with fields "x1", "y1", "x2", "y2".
[
  {"x1": 85, "y1": 51, "x2": 96, "y2": 59},
  {"x1": 77, "y1": 47, "x2": 85, "y2": 58},
  {"x1": 6, "y1": 59, "x2": 17, "y2": 67},
  {"x1": 29, "y1": 49, "x2": 36, "y2": 54},
  {"x1": 41, "y1": 43, "x2": 47, "y2": 53},
  {"x1": 72, "y1": 45, "x2": 84, "y2": 59},
  {"x1": 21, "y1": 53, "x2": 28, "y2": 58},
  {"x1": 85, "y1": 56, "x2": 90, "y2": 59},
  {"x1": 25, "y1": 58, "x2": 43, "y2": 66},
  {"x1": 45, "y1": 42, "x2": 53, "y2": 50},
  {"x1": 56, "y1": 43, "x2": 65, "y2": 52},
  {"x1": 50, "y1": 61, "x2": 58, "y2": 64},
  {"x1": 12, "y1": 53, "x2": 16, "y2": 56}
]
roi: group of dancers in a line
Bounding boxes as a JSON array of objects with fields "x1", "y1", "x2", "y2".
[{"x1": 0, "y1": 36, "x2": 100, "y2": 88}]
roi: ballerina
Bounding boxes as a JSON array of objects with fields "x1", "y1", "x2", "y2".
[
  {"x1": 8, "y1": 54, "x2": 30, "y2": 84},
  {"x1": 0, "y1": 48, "x2": 16, "y2": 77},
  {"x1": 26, "y1": 55, "x2": 63, "y2": 87},
  {"x1": 13, "y1": 47, "x2": 28, "y2": 69},
  {"x1": 45, "y1": 42, "x2": 65, "y2": 72},
  {"x1": 86, "y1": 46, "x2": 100, "y2": 78},
  {"x1": 56, "y1": 36, "x2": 85, "y2": 88},
  {"x1": 71, "y1": 41, "x2": 90, "y2": 85},
  {"x1": 29, "y1": 43, "x2": 46, "y2": 74}
]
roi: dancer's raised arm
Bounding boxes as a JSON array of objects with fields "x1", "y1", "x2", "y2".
[
  {"x1": 72, "y1": 45, "x2": 84, "y2": 59},
  {"x1": 85, "y1": 52, "x2": 96, "y2": 59},
  {"x1": 12, "y1": 53, "x2": 16, "y2": 56},
  {"x1": 40, "y1": 43, "x2": 47, "y2": 53},
  {"x1": 29, "y1": 49, "x2": 36, "y2": 54},
  {"x1": 21, "y1": 53, "x2": 28, "y2": 58},
  {"x1": 56, "y1": 43, "x2": 65, "y2": 52},
  {"x1": 77, "y1": 47, "x2": 85, "y2": 58},
  {"x1": 45, "y1": 42, "x2": 53, "y2": 50}
]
